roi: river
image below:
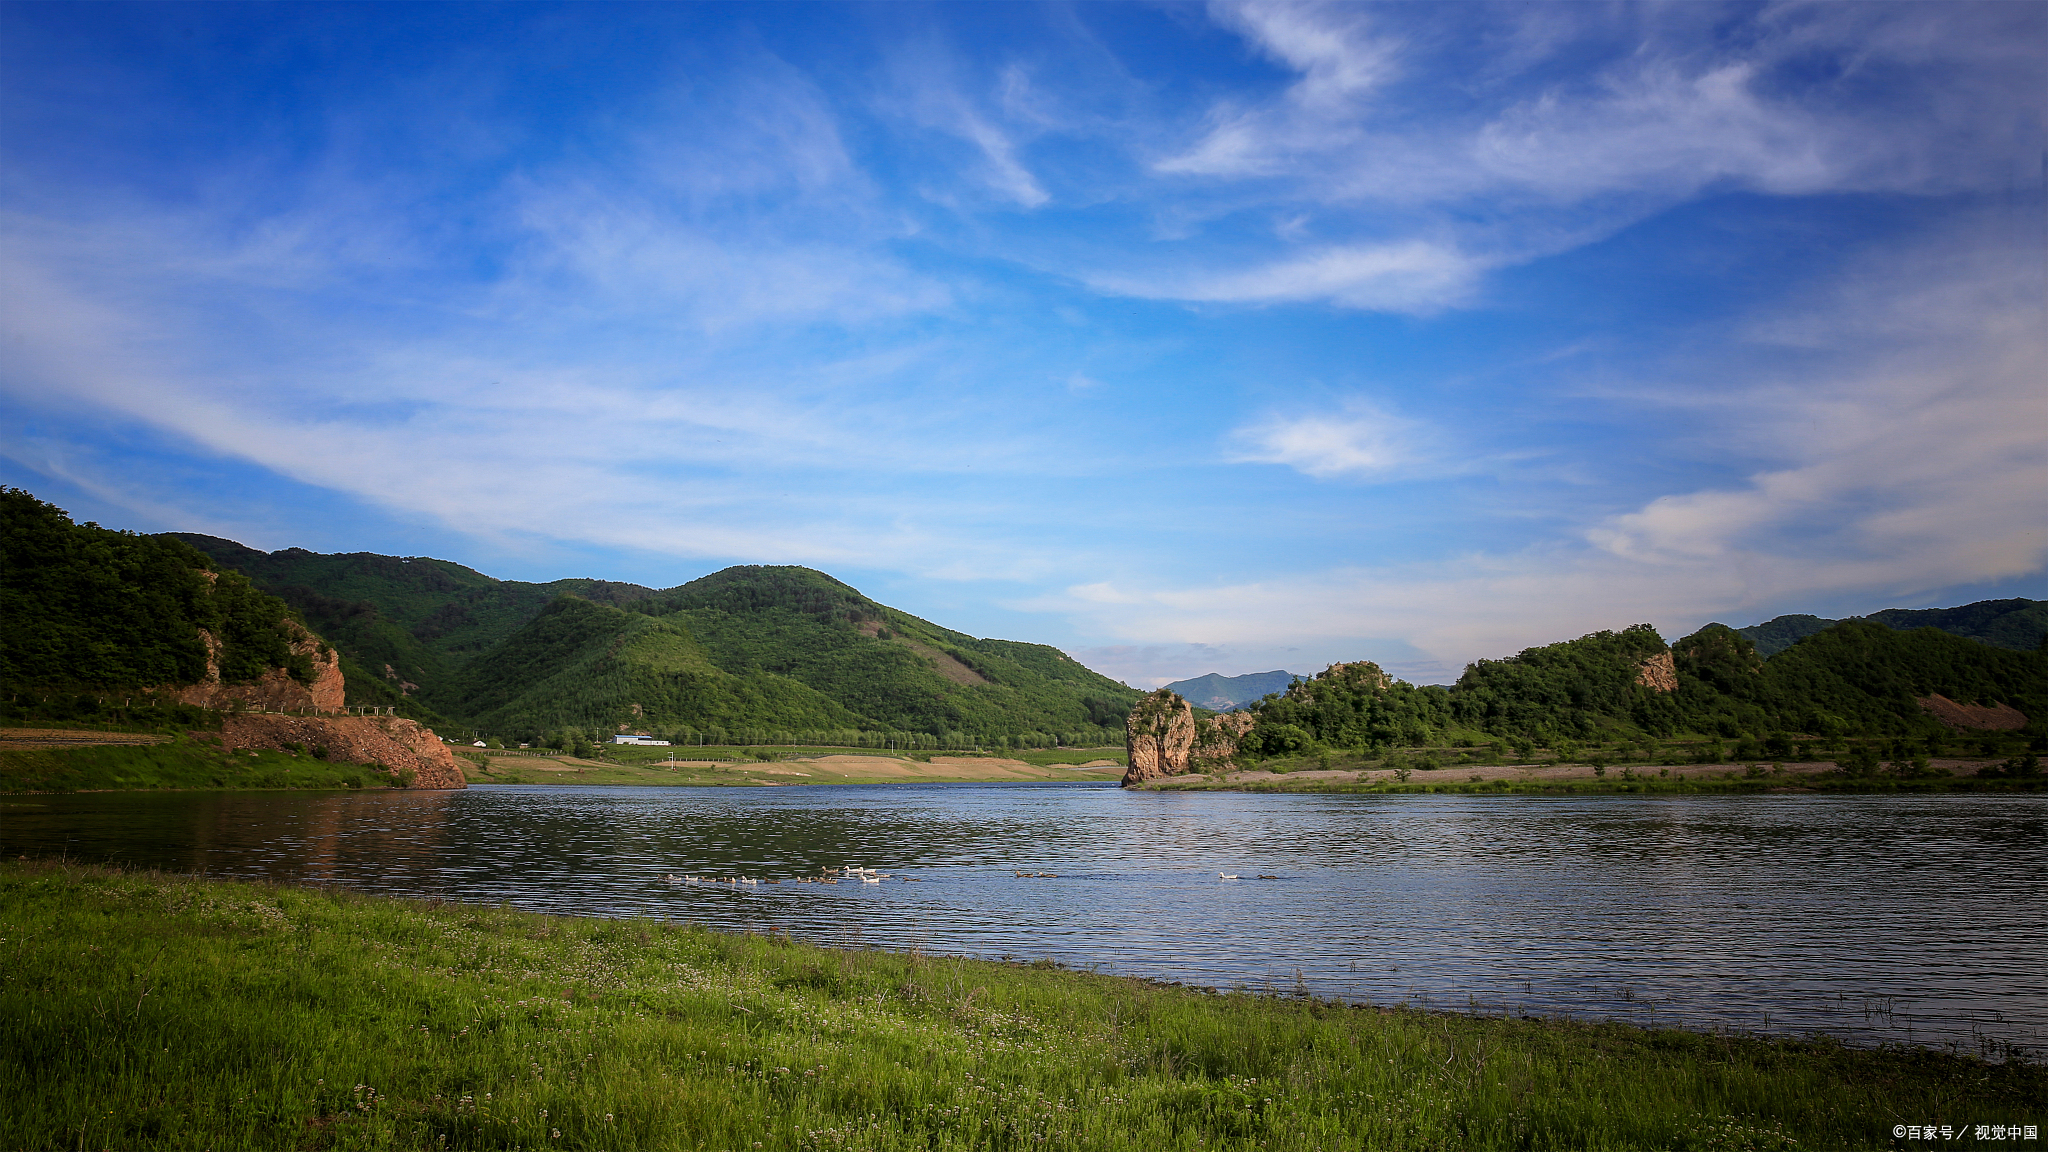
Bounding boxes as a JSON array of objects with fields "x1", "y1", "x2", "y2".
[{"x1": 5, "y1": 783, "x2": 2043, "y2": 1058}]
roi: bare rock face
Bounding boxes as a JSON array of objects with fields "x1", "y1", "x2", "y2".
[
  {"x1": 1917, "y1": 694, "x2": 2028, "y2": 731},
  {"x1": 1123, "y1": 689, "x2": 1196, "y2": 786},
  {"x1": 1191, "y1": 710, "x2": 1256, "y2": 774},
  {"x1": 1634, "y1": 651, "x2": 1678, "y2": 693},
  {"x1": 172, "y1": 620, "x2": 346, "y2": 713},
  {"x1": 217, "y1": 714, "x2": 468, "y2": 789}
]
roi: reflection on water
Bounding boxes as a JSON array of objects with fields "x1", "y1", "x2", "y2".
[{"x1": 6, "y1": 783, "x2": 2044, "y2": 1057}]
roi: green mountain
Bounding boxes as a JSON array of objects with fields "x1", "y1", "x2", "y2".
[
  {"x1": 1461, "y1": 619, "x2": 2043, "y2": 741},
  {"x1": 1865, "y1": 600, "x2": 2048, "y2": 651},
  {"x1": 1159, "y1": 670, "x2": 1306, "y2": 712},
  {"x1": 1738, "y1": 599, "x2": 2045, "y2": 657},
  {"x1": 1736, "y1": 614, "x2": 1836, "y2": 658},
  {"x1": 168, "y1": 538, "x2": 1140, "y2": 746},
  {"x1": 167, "y1": 533, "x2": 653, "y2": 718}
]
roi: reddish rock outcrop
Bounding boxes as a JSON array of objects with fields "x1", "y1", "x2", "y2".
[
  {"x1": 216, "y1": 714, "x2": 467, "y2": 789},
  {"x1": 1635, "y1": 651, "x2": 1678, "y2": 693},
  {"x1": 172, "y1": 620, "x2": 346, "y2": 713},
  {"x1": 1917, "y1": 694, "x2": 2028, "y2": 732},
  {"x1": 1123, "y1": 690, "x2": 1196, "y2": 786}
]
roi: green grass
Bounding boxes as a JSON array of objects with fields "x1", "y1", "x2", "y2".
[
  {"x1": 2, "y1": 862, "x2": 2039, "y2": 1150},
  {"x1": 581, "y1": 744, "x2": 1125, "y2": 767},
  {"x1": 0, "y1": 739, "x2": 403, "y2": 793}
]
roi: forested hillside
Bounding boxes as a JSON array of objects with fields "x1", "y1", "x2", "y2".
[
  {"x1": 1225, "y1": 618, "x2": 2047, "y2": 758},
  {"x1": 168, "y1": 536, "x2": 1140, "y2": 747},
  {"x1": 169, "y1": 533, "x2": 653, "y2": 718},
  {"x1": 2, "y1": 491, "x2": 316, "y2": 698}
]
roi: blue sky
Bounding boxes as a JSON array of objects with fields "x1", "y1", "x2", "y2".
[{"x1": 3, "y1": 1, "x2": 2042, "y2": 687}]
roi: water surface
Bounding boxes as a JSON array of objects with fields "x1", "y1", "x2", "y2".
[{"x1": 6, "y1": 783, "x2": 2042, "y2": 1057}]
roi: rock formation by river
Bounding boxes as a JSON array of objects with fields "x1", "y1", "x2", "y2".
[
  {"x1": 1124, "y1": 690, "x2": 1257, "y2": 786},
  {"x1": 214, "y1": 713, "x2": 467, "y2": 789},
  {"x1": 1123, "y1": 689, "x2": 1194, "y2": 785}
]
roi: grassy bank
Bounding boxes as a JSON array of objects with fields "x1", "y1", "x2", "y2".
[
  {"x1": 0, "y1": 735, "x2": 1125, "y2": 794},
  {"x1": 0, "y1": 738, "x2": 405, "y2": 793},
  {"x1": 1141, "y1": 750, "x2": 2046, "y2": 796},
  {"x1": 1149, "y1": 765, "x2": 2047, "y2": 796},
  {"x1": 3, "y1": 862, "x2": 2040, "y2": 1150}
]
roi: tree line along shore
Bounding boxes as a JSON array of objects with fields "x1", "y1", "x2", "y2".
[
  {"x1": 5, "y1": 713, "x2": 2041, "y2": 794},
  {"x1": 3, "y1": 859, "x2": 2041, "y2": 1151}
]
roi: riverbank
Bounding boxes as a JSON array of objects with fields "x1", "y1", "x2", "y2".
[
  {"x1": 2, "y1": 860, "x2": 2039, "y2": 1150},
  {"x1": 0, "y1": 735, "x2": 409, "y2": 793},
  {"x1": 464, "y1": 749, "x2": 1124, "y2": 787},
  {"x1": 0, "y1": 732, "x2": 1127, "y2": 793},
  {"x1": 1138, "y1": 755, "x2": 2046, "y2": 795}
]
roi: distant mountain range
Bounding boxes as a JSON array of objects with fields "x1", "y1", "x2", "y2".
[
  {"x1": 1160, "y1": 670, "x2": 1307, "y2": 712},
  {"x1": 1738, "y1": 600, "x2": 2045, "y2": 657}
]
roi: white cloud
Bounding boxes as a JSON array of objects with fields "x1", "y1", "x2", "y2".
[
  {"x1": 1091, "y1": 239, "x2": 1481, "y2": 313},
  {"x1": 1226, "y1": 400, "x2": 1421, "y2": 479},
  {"x1": 1125, "y1": 3, "x2": 2043, "y2": 315},
  {"x1": 1037, "y1": 216, "x2": 2047, "y2": 678},
  {"x1": 1212, "y1": 0, "x2": 1402, "y2": 111},
  {"x1": 882, "y1": 41, "x2": 1052, "y2": 209},
  {"x1": 1172, "y1": 3, "x2": 2039, "y2": 203}
]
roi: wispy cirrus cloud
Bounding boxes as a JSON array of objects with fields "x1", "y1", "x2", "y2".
[
  {"x1": 879, "y1": 40, "x2": 1053, "y2": 209},
  {"x1": 1170, "y1": 0, "x2": 2040, "y2": 201},
  {"x1": 1120, "y1": 2, "x2": 2044, "y2": 314},
  {"x1": 1089, "y1": 238, "x2": 1481, "y2": 313}
]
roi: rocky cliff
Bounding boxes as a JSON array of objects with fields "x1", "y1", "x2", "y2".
[
  {"x1": 215, "y1": 714, "x2": 467, "y2": 788},
  {"x1": 1634, "y1": 651, "x2": 1678, "y2": 693},
  {"x1": 1191, "y1": 710, "x2": 1255, "y2": 774},
  {"x1": 1123, "y1": 689, "x2": 1196, "y2": 786},
  {"x1": 172, "y1": 618, "x2": 346, "y2": 713}
]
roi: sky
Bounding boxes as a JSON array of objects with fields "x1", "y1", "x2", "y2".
[{"x1": 2, "y1": 1, "x2": 2043, "y2": 688}]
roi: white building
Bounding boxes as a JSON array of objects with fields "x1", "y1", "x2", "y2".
[{"x1": 610, "y1": 735, "x2": 671, "y2": 746}]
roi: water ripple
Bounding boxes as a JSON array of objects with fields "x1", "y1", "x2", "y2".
[{"x1": 6, "y1": 783, "x2": 2043, "y2": 1057}]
